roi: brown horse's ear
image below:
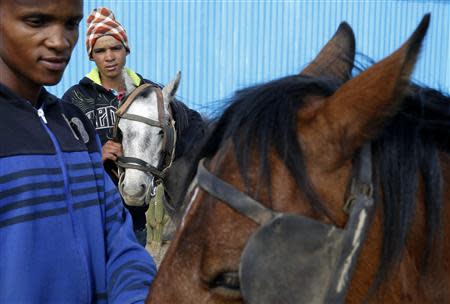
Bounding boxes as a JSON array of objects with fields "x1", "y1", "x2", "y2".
[
  {"x1": 321, "y1": 14, "x2": 430, "y2": 158},
  {"x1": 300, "y1": 22, "x2": 355, "y2": 85}
]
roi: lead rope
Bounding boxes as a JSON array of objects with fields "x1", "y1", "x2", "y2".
[{"x1": 145, "y1": 183, "x2": 170, "y2": 265}]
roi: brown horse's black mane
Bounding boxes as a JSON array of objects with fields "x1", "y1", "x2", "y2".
[
  {"x1": 370, "y1": 83, "x2": 449, "y2": 291},
  {"x1": 185, "y1": 74, "x2": 450, "y2": 294}
]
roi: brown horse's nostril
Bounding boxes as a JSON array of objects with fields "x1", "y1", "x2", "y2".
[{"x1": 208, "y1": 271, "x2": 241, "y2": 300}]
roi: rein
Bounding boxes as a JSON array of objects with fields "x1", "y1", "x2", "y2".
[
  {"x1": 193, "y1": 144, "x2": 376, "y2": 303},
  {"x1": 113, "y1": 83, "x2": 177, "y2": 201}
]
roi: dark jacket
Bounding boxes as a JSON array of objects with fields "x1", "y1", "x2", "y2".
[
  {"x1": 0, "y1": 83, "x2": 156, "y2": 303},
  {"x1": 62, "y1": 68, "x2": 152, "y2": 145}
]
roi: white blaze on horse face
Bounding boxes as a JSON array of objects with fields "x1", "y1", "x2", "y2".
[
  {"x1": 181, "y1": 187, "x2": 199, "y2": 229},
  {"x1": 119, "y1": 91, "x2": 163, "y2": 204}
]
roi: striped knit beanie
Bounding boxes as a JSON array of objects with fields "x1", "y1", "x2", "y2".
[{"x1": 86, "y1": 7, "x2": 130, "y2": 59}]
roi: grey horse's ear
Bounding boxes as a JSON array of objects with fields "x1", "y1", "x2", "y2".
[{"x1": 163, "y1": 71, "x2": 181, "y2": 99}]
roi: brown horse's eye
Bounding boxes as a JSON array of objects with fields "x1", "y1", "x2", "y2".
[{"x1": 208, "y1": 271, "x2": 241, "y2": 300}]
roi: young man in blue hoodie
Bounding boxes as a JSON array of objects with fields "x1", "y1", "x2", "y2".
[{"x1": 0, "y1": 0, "x2": 156, "y2": 303}]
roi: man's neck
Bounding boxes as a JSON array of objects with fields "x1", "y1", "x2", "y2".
[
  {"x1": 0, "y1": 60, "x2": 41, "y2": 106},
  {"x1": 101, "y1": 74, "x2": 125, "y2": 93}
]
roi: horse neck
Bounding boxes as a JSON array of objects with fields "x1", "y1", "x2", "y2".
[{"x1": 440, "y1": 151, "x2": 450, "y2": 227}]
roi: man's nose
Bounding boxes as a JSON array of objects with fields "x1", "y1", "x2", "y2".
[
  {"x1": 105, "y1": 50, "x2": 115, "y2": 61},
  {"x1": 45, "y1": 26, "x2": 71, "y2": 52}
]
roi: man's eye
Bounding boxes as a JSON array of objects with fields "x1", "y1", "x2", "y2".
[
  {"x1": 26, "y1": 18, "x2": 45, "y2": 27},
  {"x1": 66, "y1": 19, "x2": 81, "y2": 31}
]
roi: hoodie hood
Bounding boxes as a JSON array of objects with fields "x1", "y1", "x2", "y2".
[{"x1": 84, "y1": 67, "x2": 141, "y2": 88}]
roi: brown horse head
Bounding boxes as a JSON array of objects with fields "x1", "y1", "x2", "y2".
[{"x1": 148, "y1": 14, "x2": 450, "y2": 303}]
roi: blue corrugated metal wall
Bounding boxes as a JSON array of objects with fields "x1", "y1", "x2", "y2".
[{"x1": 47, "y1": 0, "x2": 450, "y2": 114}]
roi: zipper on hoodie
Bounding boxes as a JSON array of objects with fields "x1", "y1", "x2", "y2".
[
  {"x1": 36, "y1": 106, "x2": 92, "y2": 302},
  {"x1": 37, "y1": 108, "x2": 47, "y2": 124},
  {"x1": 37, "y1": 107, "x2": 74, "y2": 212}
]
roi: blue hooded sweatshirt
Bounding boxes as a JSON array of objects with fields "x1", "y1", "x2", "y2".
[{"x1": 0, "y1": 83, "x2": 156, "y2": 303}]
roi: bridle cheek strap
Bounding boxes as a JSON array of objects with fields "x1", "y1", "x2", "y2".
[
  {"x1": 193, "y1": 143, "x2": 376, "y2": 304},
  {"x1": 113, "y1": 84, "x2": 177, "y2": 189},
  {"x1": 160, "y1": 118, "x2": 177, "y2": 171},
  {"x1": 195, "y1": 159, "x2": 277, "y2": 225},
  {"x1": 116, "y1": 156, "x2": 165, "y2": 180},
  {"x1": 112, "y1": 83, "x2": 154, "y2": 141}
]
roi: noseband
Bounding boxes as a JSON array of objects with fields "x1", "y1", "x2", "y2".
[
  {"x1": 113, "y1": 83, "x2": 177, "y2": 200},
  {"x1": 193, "y1": 144, "x2": 375, "y2": 303}
]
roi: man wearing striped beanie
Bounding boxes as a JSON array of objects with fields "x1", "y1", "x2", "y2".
[
  {"x1": 63, "y1": 7, "x2": 158, "y2": 246},
  {"x1": 85, "y1": 7, "x2": 130, "y2": 59}
]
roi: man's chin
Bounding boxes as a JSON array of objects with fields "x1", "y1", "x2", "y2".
[
  {"x1": 42, "y1": 75, "x2": 64, "y2": 86},
  {"x1": 101, "y1": 69, "x2": 122, "y2": 79}
]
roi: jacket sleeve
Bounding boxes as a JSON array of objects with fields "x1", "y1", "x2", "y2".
[
  {"x1": 103, "y1": 171, "x2": 157, "y2": 304},
  {"x1": 62, "y1": 102, "x2": 157, "y2": 303}
]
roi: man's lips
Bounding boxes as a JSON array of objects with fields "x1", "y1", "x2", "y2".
[
  {"x1": 40, "y1": 56, "x2": 69, "y2": 71},
  {"x1": 105, "y1": 65, "x2": 118, "y2": 71}
]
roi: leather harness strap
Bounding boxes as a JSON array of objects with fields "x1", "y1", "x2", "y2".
[
  {"x1": 196, "y1": 159, "x2": 277, "y2": 226},
  {"x1": 113, "y1": 82, "x2": 166, "y2": 147},
  {"x1": 156, "y1": 88, "x2": 165, "y2": 125},
  {"x1": 113, "y1": 83, "x2": 177, "y2": 190},
  {"x1": 116, "y1": 156, "x2": 165, "y2": 180},
  {"x1": 116, "y1": 83, "x2": 154, "y2": 117},
  {"x1": 194, "y1": 143, "x2": 375, "y2": 303}
]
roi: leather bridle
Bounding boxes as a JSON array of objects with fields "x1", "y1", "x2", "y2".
[
  {"x1": 113, "y1": 83, "x2": 177, "y2": 200},
  {"x1": 192, "y1": 144, "x2": 376, "y2": 303}
]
